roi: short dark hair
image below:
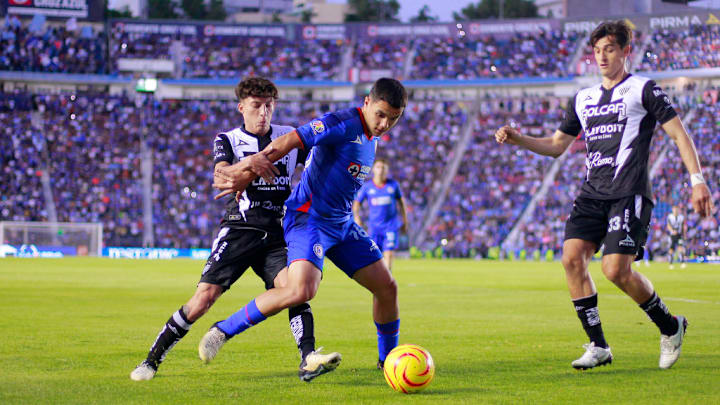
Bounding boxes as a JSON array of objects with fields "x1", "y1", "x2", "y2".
[
  {"x1": 369, "y1": 78, "x2": 407, "y2": 109},
  {"x1": 235, "y1": 77, "x2": 278, "y2": 101},
  {"x1": 374, "y1": 157, "x2": 389, "y2": 166},
  {"x1": 589, "y1": 20, "x2": 633, "y2": 49}
]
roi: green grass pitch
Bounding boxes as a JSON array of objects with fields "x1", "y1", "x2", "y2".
[{"x1": 1, "y1": 257, "x2": 719, "y2": 404}]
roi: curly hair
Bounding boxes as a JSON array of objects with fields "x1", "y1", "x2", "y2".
[{"x1": 234, "y1": 77, "x2": 278, "y2": 101}]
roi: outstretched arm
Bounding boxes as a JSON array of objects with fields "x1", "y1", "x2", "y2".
[
  {"x1": 213, "y1": 131, "x2": 304, "y2": 200},
  {"x1": 662, "y1": 116, "x2": 714, "y2": 217},
  {"x1": 494, "y1": 126, "x2": 576, "y2": 158}
]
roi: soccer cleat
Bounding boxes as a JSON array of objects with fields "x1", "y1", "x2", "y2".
[
  {"x1": 669, "y1": 264, "x2": 675, "y2": 270},
  {"x1": 130, "y1": 360, "x2": 157, "y2": 381},
  {"x1": 198, "y1": 324, "x2": 229, "y2": 364},
  {"x1": 298, "y1": 347, "x2": 342, "y2": 382},
  {"x1": 572, "y1": 342, "x2": 613, "y2": 370},
  {"x1": 680, "y1": 263, "x2": 686, "y2": 269},
  {"x1": 376, "y1": 359, "x2": 384, "y2": 370},
  {"x1": 659, "y1": 315, "x2": 688, "y2": 369}
]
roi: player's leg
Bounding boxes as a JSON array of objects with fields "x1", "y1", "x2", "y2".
[
  {"x1": 669, "y1": 244, "x2": 675, "y2": 268},
  {"x1": 562, "y1": 197, "x2": 613, "y2": 369},
  {"x1": 131, "y1": 228, "x2": 253, "y2": 380},
  {"x1": 382, "y1": 230, "x2": 398, "y2": 271},
  {"x1": 258, "y1": 245, "x2": 341, "y2": 382},
  {"x1": 679, "y1": 244, "x2": 686, "y2": 268},
  {"x1": 602, "y1": 196, "x2": 686, "y2": 369},
  {"x1": 199, "y1": 260, "x2": 322, "y2": 363},
  {"x1": 329, "y1": 223, "x2": 398, "y2": 368}
]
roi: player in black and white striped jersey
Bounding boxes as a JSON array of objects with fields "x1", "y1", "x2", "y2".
[
  {"x1": 667, "y1": 205, "x2": 687, "y2": 269},
  {"x1": 495, "y1": 21, "x2": 713, "y2": 371},
  {"x1": 130, "y1": 77, "x2": 340, "y2": 382}
]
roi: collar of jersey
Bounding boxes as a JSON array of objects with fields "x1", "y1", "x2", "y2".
[
  {"x1": 241, "y1": 123, "x2": 273, "y2": 138},
  {"x1": 600, "y1": 73, "x2": 632, "y2": 92},
  {"x1": 355, "y1": 107, "x2": 373, "y2": 140}
]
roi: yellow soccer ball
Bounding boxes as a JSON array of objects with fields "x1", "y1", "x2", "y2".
[{"x1": 382, "y1": 344, "x2": 435, "y2": 394}]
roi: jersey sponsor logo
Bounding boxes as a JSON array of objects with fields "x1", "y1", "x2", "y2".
[
  {"x1": 586, "y1": 151, "x2": 615, "y2": 169},
  {"x1": 252, "y1": 175, "x2": 292, "y2": 186},
  {"x1": 619, "y1": 235, "x2": 636, "y2": 248},
  {"x1": 310, "y1": 120, "x2": 325, "y2": 135},
  {"x1": 581, "y1": 101, "x2": 627, "y2": 121},
  {"x1": 585, "y1": 123, "x2": 625, "y2": 138},
  {"x1": 313, "y1": 243, "x2": 324, "y2": 259},
  {"x1": 370, "y1": 196, "x2": 393, "y2": 206}
]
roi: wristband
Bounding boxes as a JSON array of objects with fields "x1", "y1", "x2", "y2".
[{"x1": 690, "y1": 173, "x2": 705, "y2": 186}]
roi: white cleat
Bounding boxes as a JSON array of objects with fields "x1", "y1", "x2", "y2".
[
  {"x1": 669, "y1": 264, "x2": 675, "y2": 270},
  {"x1": 572, "y1": 342, "x2": 613, "y2": 370},
  {"x1": 659, "y1": 315, "x2": 688, "y2": 369},
  {"x1": 680, "y1": 263, "x2": 686, "y2": 269},
  {"x1": 199, "y1": 325, "x2": 228, "y2": 364},
  {"x1": 130, "y1": 361, "x2": 157, "y2": 381},
  {"x1": 298, "y1": 347, "x2": 342, "y2": 382}
]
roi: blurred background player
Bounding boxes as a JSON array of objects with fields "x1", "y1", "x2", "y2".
[
  {"x1": 494, "y1": 21, "x2": 713, "y2": 371},
  {"x1": 202, "y1": 78, "x2": 406, "y2": 371},
  {"x1": 353, "y1": 158, "x2": 408, "y2": 271},
  {"x1": 667, "y1": 205, "x2": 687, "y2": 269},
  {"x1": 130, "y1": 77, "x2": 339, "y2": 382}
]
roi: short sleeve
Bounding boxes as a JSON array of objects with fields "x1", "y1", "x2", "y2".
[
  {"x1": 213, "y1": 133, "x2": 233, "y2": 164},
  {"x1": 296, "y1": 113, "x2": 354, "y2": 149},
  {"x1": 642, "y1": 80, "x2": 677, "y2": 125},
  {"x1": 558, "y1": 94, "x2": 582, "y2": 136}
]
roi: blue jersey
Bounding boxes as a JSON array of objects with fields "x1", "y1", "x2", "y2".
[
  {"x1": 286, "y1": 107, "x2": 378, "y2": 223},
  {"x1": 356, "y1": 179, "x2": 403, "y2": 232}
]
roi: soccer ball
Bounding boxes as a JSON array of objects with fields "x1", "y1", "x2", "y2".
[{"x1": 382, "y1": 344, "x2": 435, "y2": 394}]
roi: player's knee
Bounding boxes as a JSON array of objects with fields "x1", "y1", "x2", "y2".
[
  {"x1": 288, "y1": 284, "x2": 317, "y2": 306},
  {"x1": 604, "y1": 265, "x2": 630, "y2": 285},
  {"x1": 376, "y1": 276, "x2": 398, "y2": 302},
  {"x1": 561, "y1": 254, "x2": 586, "y2": 273}
]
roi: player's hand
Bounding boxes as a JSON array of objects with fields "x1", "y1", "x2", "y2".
[
  {"x1": 494, "y1": 126, "x2": 520, "y2": 145},
  {"x1": 217, "y1": 148, "x2": 278, "y2": 184},
  {"x1": 691, "y1": 183, "x2": 714, "y2": 218}
]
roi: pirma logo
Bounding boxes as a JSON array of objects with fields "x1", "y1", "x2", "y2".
[
  {"x1": 619, "y1": 235, "x2": 635, "y2": 248},
  {"x1": 313, "y1": 243, "x2": 324, "y2": 259},
  {"x1": 310, "y1": 120, "x2": 325, "y2": 135}
]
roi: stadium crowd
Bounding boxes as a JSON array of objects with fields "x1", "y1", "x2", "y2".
[{"x1": 639, "y1": 25, "x2": 720, "y2": 71}]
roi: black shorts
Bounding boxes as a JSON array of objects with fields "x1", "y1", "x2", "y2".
[
  {"x1": 670, "y1": 234, "x2": 684, "y2": 249},
  {"x1": 564, "y1": 195, "x2": 653, "y2": 260},
  {"x1": 199, "y1": 227, "x2": 286, "y2": 291}
]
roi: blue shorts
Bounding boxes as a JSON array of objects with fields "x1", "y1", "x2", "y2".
[
  {"x1": 370, "y1": 228, "x2": 398, "y2": 252},
  {"x1": 284, "y1": 210, "x2": 383, "y2": 278}
]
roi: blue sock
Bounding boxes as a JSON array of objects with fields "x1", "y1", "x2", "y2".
[
  {"x1": 216, "y1": 299, "x2": 267, "y2": 337},
  {"x1": 375, "y1": 319, "x2": 400, "y2": 362}
]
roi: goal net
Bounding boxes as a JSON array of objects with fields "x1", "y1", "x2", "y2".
[{"x1": 0, "y1": 221, "x2": 103, "y2": 256}]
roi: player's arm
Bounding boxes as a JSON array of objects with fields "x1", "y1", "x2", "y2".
[
  {"x1": 213, "y1": 131, "x2": 304, "y2": 200},
  {"x1": 661, "y1": 116, "x2": 714, "y2": 217},
  {"x1": 495, "y1": 127, "x2": 575, "y2": 158},
  {"x1": 665, "y1": 219, "x2": 674, "y2": 235},
  {"x1": 352, "y1": 201, "x2": 363, "y2": 227},
  {"x1": 397, "y1": 197, "x2": 408, "y2": 234}
]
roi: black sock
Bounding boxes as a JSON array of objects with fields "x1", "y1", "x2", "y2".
[
  {"x1": 146, "y1": 307, "x2": 193, "y2": 368},
  {"x1": 572, "y1": 293, "x2": 609, "y2": 348},
  {"x1": 639, "y1": 292, "x2": 678, "y2": 336},
  {"x1": 289, "y1": 303, "x2": 315, "y2": 360}
]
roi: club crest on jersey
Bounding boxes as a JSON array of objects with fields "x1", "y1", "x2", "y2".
[
  {"x1": 310, "y1": 120, "x2": 326, "y2": 135},
  {"x1": 347, "y1": 163, "x2": 371, "y2": 180},
  {"x1": 313, "y1": 243, "x2": 324, "y2": 259}
]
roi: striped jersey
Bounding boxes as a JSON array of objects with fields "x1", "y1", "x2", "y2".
[{"x1": 559, "y1": 74, "x2": 677, "y2": 201}]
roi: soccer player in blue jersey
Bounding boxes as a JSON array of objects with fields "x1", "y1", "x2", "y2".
[
  {"x1": 202, "y1": 78, "x2": 407, "y2": 372},
  {"x1": 353, "y1": 158, "x2": 408, "y2": 271}
]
